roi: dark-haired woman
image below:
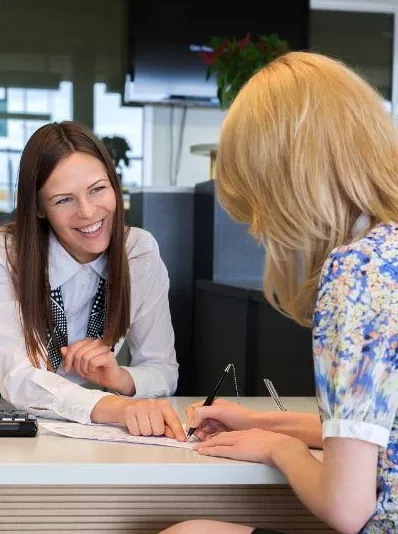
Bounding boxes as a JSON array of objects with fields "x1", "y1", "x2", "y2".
[{"x1": 0, "y1": 121, "x2": 185, "y2": 440}]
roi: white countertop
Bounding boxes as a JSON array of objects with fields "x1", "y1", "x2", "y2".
[{"x1": 0, "y1": 397, "x2": 320, "y2": 485}]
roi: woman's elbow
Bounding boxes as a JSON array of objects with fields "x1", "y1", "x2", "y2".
[
  {"x1": 332, "y1": 522, "x2": 368, "y2": 534},
  {"x1": 160, "y1": 362, "x2": 178, "y2": 396},
  {"x1": 168, "y1": 371, "x2": 178, "y2": 396},
  {"x1": 324, "y1": 503, "x2": 376, "y2": 534}
]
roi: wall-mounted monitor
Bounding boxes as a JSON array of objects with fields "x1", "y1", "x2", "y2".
[{"x1": 124, "y1": 0, "x2": 309, "y2": 106}]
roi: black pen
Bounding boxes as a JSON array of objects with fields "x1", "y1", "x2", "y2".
[{"x1": 186, "y1": 363, "x2": 232, "y2": 439}]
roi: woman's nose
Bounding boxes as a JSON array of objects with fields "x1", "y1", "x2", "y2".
[{"x1": 77, "y1": 198, "x2": 96, "y2": 219}]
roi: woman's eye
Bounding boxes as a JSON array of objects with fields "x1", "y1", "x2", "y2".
[
  {"x1": 55, "y1": 197, "x2": 72, "y2": 205},
  {"x1": 90, "y1": 186, "x2": 106, "y2": 194}
]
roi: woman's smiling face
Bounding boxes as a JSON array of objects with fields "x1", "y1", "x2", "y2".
[{"x1": 39, "y1": 151, "x2": 117, "y2": 264}]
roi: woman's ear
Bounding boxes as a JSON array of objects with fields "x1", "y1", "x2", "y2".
[
  {"x1": 37, "y1": 204, "x2": 46, "y2": 219},
  {"x1": 37, "y1": 195, "x2": 46, "y2": 219}
]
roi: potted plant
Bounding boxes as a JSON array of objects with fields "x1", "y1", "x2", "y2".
[
  {"x1": 100, "y1": 135, "x2": 132, "y2": 181},
  {"x1": 100, "y1": 135, "x2": 133, "y2": 209},
  {"x1": 200, "y1": 33, "x2": 289, "y2": 109}
]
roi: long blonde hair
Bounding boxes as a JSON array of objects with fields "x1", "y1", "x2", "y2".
[{"x1": 216, "y1": 51, "x2": 398, "y2": 326}]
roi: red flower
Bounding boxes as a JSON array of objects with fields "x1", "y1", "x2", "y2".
[
  {"x1": 215, "y1": 39, "x2": 231, "y2": 54},
  {"x1": 200, "y1": 51, "x2": 217, "y2": 66},
  {"x1": 238, "y1": 33, "x2": 251, "y2": 49}
]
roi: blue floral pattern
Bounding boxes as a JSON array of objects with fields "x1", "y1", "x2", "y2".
[{"x1": 313, "y1": 222, "x2": 398, "y2": 533}]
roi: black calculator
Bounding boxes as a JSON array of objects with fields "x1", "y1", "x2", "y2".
[{"x1": 0, "y1": 398, "x2": 38, "y2": 437}]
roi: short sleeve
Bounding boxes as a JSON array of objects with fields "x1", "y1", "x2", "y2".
[{"x1": 313, "y1": 246, "x2": 398, "y2": 448}]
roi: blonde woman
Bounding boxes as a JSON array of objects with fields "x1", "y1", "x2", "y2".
[{"x1": 160, "y1": 52, "x2": 398, "y2": 533}]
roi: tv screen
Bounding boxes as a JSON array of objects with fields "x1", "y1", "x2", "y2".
[{"x1": 124, "y1": 0, "x2": 309, "y2": 106}]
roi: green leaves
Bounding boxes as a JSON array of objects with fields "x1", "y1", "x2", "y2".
[
  {"x1": 200, "y1": 34, "x2": 289, "y2": 109},
  {"x1": 100, "y1": 135, "x2": 132, "y2": 171}
]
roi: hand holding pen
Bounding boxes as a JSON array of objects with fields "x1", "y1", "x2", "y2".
[{"x1": 186, "y1": 364, "x2": 232, "y2": 438}]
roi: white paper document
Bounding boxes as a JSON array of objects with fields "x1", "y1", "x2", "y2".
[{"x1": 40, "y1": 421, "x2": 195, "y2": 449}]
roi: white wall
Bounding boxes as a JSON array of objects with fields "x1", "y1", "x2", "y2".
[{"x1": 150, "y1": 106, "x2": 226, "y2": 187}]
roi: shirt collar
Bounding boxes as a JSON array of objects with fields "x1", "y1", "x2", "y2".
[
  {"x1": 351, "y1": 213, "x2": 370, "y2": 238},
  {"x1": 48, "y1": 231, "x2": 108, "y2": 289}
]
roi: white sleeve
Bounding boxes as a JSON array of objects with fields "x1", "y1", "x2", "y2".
[
  {"x1": 0, "y1": 244, "x2": 110, "y2": 424},
  {"x1": 123, "y1": 229, "x2": 178, "y2": 398}
]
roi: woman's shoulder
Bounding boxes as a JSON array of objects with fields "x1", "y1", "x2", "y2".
[
  {"x1": 124, "y1": 226, "x2": 160, "y2": 261},
  {"x1": 321, "y1": 221, "x2": 398, "y2": 288},
  {"x1": 314, "y1": 223, "x2": 398, "y2": 356}
]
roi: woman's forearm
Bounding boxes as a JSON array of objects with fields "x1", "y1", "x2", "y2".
[
  {"x1": 251, "y1": 411, "x2": 322, "y2": 449},
  {"x1": 90, "y1": 394, "x2": 131, "y2": 424},
  {"x1": 272, "y1": 438, "x2": 376, "y2": 534},
  {"x1": 113, "y1": 368, "x2": 136, "y2": 396},
  {"x1": 272, "y1": 440, "x2": 326, "y2": 519}
]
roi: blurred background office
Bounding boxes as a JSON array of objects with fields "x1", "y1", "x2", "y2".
[{"x1": 0, "y1": 0, "x2": 396, "y2": 395}]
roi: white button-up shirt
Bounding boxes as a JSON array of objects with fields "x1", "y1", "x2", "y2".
[{"x1": 0, "y1": 227, "x2": 178, "y2": 423}]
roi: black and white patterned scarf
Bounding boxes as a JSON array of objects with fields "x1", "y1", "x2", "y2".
[{"x1": 46, "y1": 277, "x2": 108, "y2": 371}]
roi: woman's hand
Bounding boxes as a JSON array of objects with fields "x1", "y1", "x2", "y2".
[
  {"x1": 194, "y1": 428, "x2": 306, "y2": 466},
  {"x1": 61, "y1": 338, "x2": 135, "y2": 395},
  {"x1": 119, "y1": 398, "x2": 186, "y2": 441},
  {"x1": 91, "y1": 396, "x2": 186, "y2": 441},
  {"x1": 186, "y1": 398, "x2": 257, "y2": 440}
]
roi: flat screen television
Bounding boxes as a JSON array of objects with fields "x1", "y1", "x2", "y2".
[{"x1": 124, "y1": 0, "x2": 309, "y2": 106}]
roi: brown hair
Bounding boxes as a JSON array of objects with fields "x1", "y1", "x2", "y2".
[
  {"x1": 4, "y1": 121, "x2": 131, "y2": 368},
  {"x1": 216, "y1": 52, "x2": 398, "y2": 326}
]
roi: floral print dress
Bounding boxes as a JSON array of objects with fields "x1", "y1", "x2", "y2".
[{"x1": 313, "y1": 222, "x2": 398, "y2": 533}]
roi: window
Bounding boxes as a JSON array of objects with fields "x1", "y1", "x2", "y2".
[
  {"x1": 0, "y1": 82, "x2": 73, "y2": 212},
  {"x1": 94, "y1": 83, "x2": 144, "y2": 189}
]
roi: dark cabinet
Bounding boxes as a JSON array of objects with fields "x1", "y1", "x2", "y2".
[
  {"x1": 127, "y1": 189, "x2": 195, "y2": 394},
  {"x1": 193, "y1": 280, "x2": 314, "y2": 397}
]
